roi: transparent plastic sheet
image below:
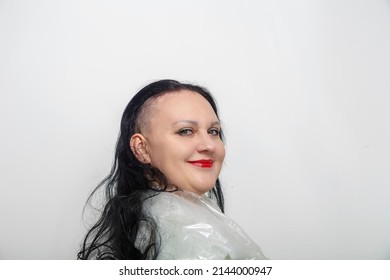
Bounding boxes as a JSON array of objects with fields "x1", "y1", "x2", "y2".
[{"x1": 140, "y1": 190, "x2": 267, "y2": 260}]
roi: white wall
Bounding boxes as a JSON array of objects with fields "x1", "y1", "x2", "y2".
[{"x1": 0, "y1": 0, "x2": 389, "y2": 259}]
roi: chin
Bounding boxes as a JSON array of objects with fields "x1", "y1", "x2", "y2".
[
  {"x1": 174, "y1": 177, "x2": 217, "y2": 194},
  {"x1": 192, "y1": 182, "x2": 216, "y2": 194}
]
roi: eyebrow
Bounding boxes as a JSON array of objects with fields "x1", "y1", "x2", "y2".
[{"x1": 171, "y1": 120, "x2": 221, "y2": 126}]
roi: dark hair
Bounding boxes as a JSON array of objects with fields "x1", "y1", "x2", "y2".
[{"x1": 77, "y1": 79, "x2": 224, "y2": 260}]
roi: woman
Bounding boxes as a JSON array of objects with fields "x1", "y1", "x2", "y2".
[{"x1": 78, "y1": 79, "x2": 266, "y2": 259}]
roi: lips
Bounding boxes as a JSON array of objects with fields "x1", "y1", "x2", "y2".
[{"x1": 187, "y1": 159, "x2": 213, "y2": 168}]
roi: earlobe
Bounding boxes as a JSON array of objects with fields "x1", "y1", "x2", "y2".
[{"x1": 130, "y1": 133, "x2": 151, "y2": 164}]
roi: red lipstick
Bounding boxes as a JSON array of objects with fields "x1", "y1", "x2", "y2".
[{"x1": 187, "y1": 159, "x2": 213, "y2": 168}]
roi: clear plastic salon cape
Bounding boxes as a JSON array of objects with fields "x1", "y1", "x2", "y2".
[{"x1": 139, "y1": 190, "x2": 267, "y2": 260}]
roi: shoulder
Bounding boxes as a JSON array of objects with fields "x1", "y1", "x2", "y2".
[
  {"x1": 144, "y1": 191, "x2": 266, "y2": 260},
  {"x1": 144, "y1": 190, "x2": 221, "y2": 223}
]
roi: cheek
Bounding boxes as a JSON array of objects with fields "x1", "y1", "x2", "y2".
[
  {"x1": 148, "y1": 142, "x2": 169, "y2": 168},
  {"x1": 217, "y1": 142, "x2": 226, "y2": 161},
  {"x1": 149, "y1": 140, "x2": 190, "y2": 168}
]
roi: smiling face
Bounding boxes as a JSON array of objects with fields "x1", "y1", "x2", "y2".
[{"x1": 131, "y1": 90, "x2": 225, "y2": 194}]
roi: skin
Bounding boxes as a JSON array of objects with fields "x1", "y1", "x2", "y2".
[{"x1": 130, "y1": 90, "x2": 225, "y2": 195}]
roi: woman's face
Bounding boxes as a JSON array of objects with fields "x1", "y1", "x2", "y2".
[{"x1": 140, "y1": 90, "x2": 225, "y2": 194}]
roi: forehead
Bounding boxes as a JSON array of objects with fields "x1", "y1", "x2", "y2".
[{"x1": 151, "y1": 90, "x2": 217, "y2": 120}]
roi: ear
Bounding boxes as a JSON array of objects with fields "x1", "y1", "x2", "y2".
[{"x1": 130, "y1": 133, "x2": 151, "y2": 164}]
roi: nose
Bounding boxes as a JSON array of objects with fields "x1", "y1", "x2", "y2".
[{"x1": 197, "y1": 132, "x2": 216, "y2": 153}]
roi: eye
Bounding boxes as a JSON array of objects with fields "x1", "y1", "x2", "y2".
[
  {"x1": 176, "y1": 128, "x2": 194, "y2": 136},
  {"x1": 208, "y1": 128, "x2": 220, "y2": 136}
]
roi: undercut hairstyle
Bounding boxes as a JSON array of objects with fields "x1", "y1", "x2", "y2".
[{"x1": 77, "y1": 79, "x2": 224, "y2": 260}]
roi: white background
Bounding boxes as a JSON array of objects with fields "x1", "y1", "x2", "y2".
[{"x1": 0, "y1": 0, "x2": 389, "y2": 259}]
